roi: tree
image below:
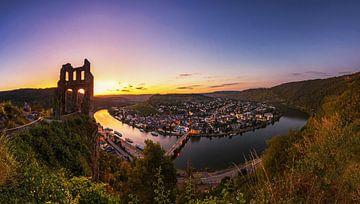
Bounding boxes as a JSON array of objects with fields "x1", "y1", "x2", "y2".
[
  {"x1": 124, "y1": 140, "x2": 176, "y2": 203},
  {"x1": 153, "y1": 167, "x2": 171, "y2": 204}
]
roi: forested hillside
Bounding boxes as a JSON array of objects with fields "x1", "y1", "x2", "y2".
[
  {"x1": 0, "y1": 88, "x2": 56, "y2": 109},
  {"x1": 0, "y1": 89, "x2": 148, "y2": 110},
  {"x1": 249, "y1": 71, "x2": 360, "y2": 202},
  {"x1": 0, "y1": 102, "x2": 28, "y2": 129},
  {"x1": 0, "y1": 116, "x2": 117, "y2": 203},
  {"x1": 148, "y1": 94, "x2": 213, "y2": 106},
  {"x1": 0, "y1": 114, "x2": 177, "y2": 203},
  {"x1": 207, "y1": 72, "x2": 359, "y2": 113}
]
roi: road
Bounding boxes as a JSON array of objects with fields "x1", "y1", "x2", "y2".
[
  {"x1": 118, "y1": 138, "x2": 144, "y2": 159},
  {"x1": 198, "y1": 158, "x2": 262, "y2": 184},
  {"x1": 105, "y1": 137, "x2": 133, "y2": 162}
]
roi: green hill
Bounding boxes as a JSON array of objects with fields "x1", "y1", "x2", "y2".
[
  {"x1": 147, "y1": 93, "x2": 213, "y2": 106},
  {"x1": 246, "y1": 70, "x2": 360, "y2": 203},
  {"x1": 0, "y1": 88, "x2": 56, "y2": 110},
  {"x1": 207, "y1": 72, "x2": 359, "y2": 113},
  {"x1": 0, "y1": 88, "x2": 150, "y2": 111}
]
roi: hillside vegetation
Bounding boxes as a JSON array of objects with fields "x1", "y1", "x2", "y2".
[
  {"x1": 250, "y1": 73, "x2": 360, "y2": 202},
  {"x1": 0, "y1": 102, "x2": 28, "y2": 129},
  {"x1": 207, "y1": 72, "x2": 359, "y2": 113},
  {"x1": 148, "y1": 94, "x2": 213, "y2": 106},
  {"x1": 0, "y1": 88, "x2": 56, "y2": 110},
  {"x1": 0, "y1": 116, "x2": 117, "y2": 203},
  {"x1": 0, "y1": 113, "x2": 177, "y2": 203}
]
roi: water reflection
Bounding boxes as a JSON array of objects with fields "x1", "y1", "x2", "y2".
[{"x1": 94, "y1": 109, "x2": 308, "y2": 170}]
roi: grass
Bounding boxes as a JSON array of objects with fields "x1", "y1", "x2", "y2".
[{"x1": 0, "y1": 135, "x2": 18, "y2": 186}]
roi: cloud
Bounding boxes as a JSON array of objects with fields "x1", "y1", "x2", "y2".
[
  {"x1": 291, "y1": 72, "x2": 302, "y2": 76},
  {"x1": 136, "y1": 86, "x2": 147, "y2": 90},
  {"x1": 208, "y1": 83, "x2": 240, "y2": 88},
  {"x1": 305, "y1": 71, "x2": 332, "y2": 77},
  {"x1": 121, "y1": 89, "x2": 131, "y2": 92},
  {"x1": 176, "y1": 73, "x2": 201, "y2": 79},
  {"x1": 176, "y1": 84, "x2": 201, "y2": 90},
  {"x1": 338, "y1": 71, "x2": 352, "y2": 75},
  {"x1": 289, "y1": 71, "x2": 333, "y2": 77},
  {"x1": 178, "y1": 73, "x2": 192, "y2": 77}
]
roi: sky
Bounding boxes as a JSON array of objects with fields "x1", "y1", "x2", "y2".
[{"x1": 0, "y1": 0, "x2": 359, "y2": 95}]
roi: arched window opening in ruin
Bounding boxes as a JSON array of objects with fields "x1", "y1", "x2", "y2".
[
  {"x1": 76, "y1": 89, "x2": 85, "y2": 112},
  {"x1": 65, "y1": 72, "x2": 69, "y2": 81},
  {"x1": 73, "y1": 71, "x2": 77, "y2": 81},
  {"x1": 81, "y1": 71, "x2": 85, "y2": 80},
  {"x1": 65, "y1": 89, "x2": 73, "y2": 113}
]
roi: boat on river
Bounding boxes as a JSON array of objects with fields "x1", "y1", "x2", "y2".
[
  {"x1": 135, "y1": 144, "x2": 144, "y2": 151},
  {"x1": 114, "y1": 131, "x2": 122, "y2": 137},
  {"x1": 151, "y1": 131, "x2": 159, "y2": 136},
  {"x1": 125, "y1": 138, "x2": 133, "y2": 143},
  {"x1": 104, "y1": 127, "x2": 113, "y2": 132}
]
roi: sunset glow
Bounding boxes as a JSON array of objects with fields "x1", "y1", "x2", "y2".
[{"x1": 0, "y1": 1, "x2": 359, "y2": 95}]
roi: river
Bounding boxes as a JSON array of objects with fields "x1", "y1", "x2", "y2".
[{"x1": 94, "y1": 108, "x2": 308, "y2": 170}]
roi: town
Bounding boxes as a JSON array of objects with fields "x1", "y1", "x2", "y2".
[{"x1": 109, "y1": 98, "x2": 281, "y2": 137}]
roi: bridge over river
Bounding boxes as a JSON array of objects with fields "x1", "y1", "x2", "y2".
[{"x1": 165, "y1": 132, "x2": 191, "y2": 158}]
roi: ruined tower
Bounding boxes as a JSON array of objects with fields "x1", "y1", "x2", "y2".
[{"x1": 56, "y1": 59, "x2": 94, "y2": 117}]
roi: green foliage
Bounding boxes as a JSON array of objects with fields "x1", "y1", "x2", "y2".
[
  {"x1": 0, "y1": 88, "x2": 56, "y2": 110},
  {"x1": 262, "y1": 130, "x2": 302, "y2": 178},
  {"x1": 188, "y1": 179, "x2": 246, "y2": 204},
  {"x1": 12, "y1": 116, "x2": 97, "y2": 176},
  {"x1": 249, "y1": 74, "x2": 360, "y2": 203},
  {"x1": 68, "y1": 176, "x2": 120, "y2": 204},
  {"x1": 184, "y1": 176, "x2": 196, "y2": 202},
  {"x1": 124, "y1": 140, "x2": 177, "y2": 203},
  {"x1": 0, "y1": 102, "x2": 28, "y2": 129},
  {"x1": 99, "y1": 151, "x2": 130, "y2": 192},
  {"x1": 148, "y1": 94, "x2": 213, "y2": 106},
  {"x1": 0, "y1": 161, "x2": 119, "y2": 203},
  {"x1": 0, "y1": 135, "x2": 18, "y2": 186},
  {"x1": 126, "y1": 103, "x2": 159, "y2": 116},
  {"x1": 208, "y1": 72, "x2": 359, "y2": 113},
  {"x1": 153, "y1": 166, "x2": 172, "y2": 204},
  {"x1": 0, "y1": 115, "x2": 120, "y2": 203}
]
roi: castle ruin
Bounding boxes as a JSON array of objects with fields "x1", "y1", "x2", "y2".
[{"x1": 56, "y1": 59, "x2": 94, "y2": 117}]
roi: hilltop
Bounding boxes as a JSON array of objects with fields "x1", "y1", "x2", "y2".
[
  {"x1": 147, "y1": 93, "x2": 213, "y2": 106},
  {"x1": 206, "y1": 72, "x2": 360, "y2": 113},
  {"x1": 0, "y1": 88, "x2": 151, "y2": 110},
  {"x1": 0, "y1": 88, "x2": 56, "y2": 110}
]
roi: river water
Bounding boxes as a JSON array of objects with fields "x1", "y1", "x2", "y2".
[{"x1": 94, "y1": 108, "x2": 308, "y2": 170}]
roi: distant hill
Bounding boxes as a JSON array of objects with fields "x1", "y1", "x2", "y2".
[
  {"x1": 94, "y1": 94, "x2": 152, "y2": 109},
  {"x1": 0, "y1": 88, "x2": 56, "y2": 110},
  {"x1": 147, "y1": 94, "x2": 213, "y2": 105},
  {"x1": 0, "y1": 88, "x2": 152, "y2": 110},
  {"x1": 206, "y1": 72, "x2": 360, "y2": 113}
]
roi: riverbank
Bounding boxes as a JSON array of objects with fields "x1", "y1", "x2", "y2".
[
  {"x1": 108, "y1": 108, "x2": 282, "y2": 138},
  {"x1": 94, "y1": 109, "x2": 308, "y2": 170}
]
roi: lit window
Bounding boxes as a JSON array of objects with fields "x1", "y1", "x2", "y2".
[
  {"x1": 65, "y1": 72, "x2": 69, "y2": 81},
  {"x1": 73, "y1": 71, "x2": 77, "y2": 81},
  {"x1": 81, "y1": 71, "x2": 85, "y2": 80}
]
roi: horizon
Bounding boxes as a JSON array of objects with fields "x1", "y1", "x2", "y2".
[
  {"x1": 1, "y1": 0, "x2": 360, "y2": 95},
  {"x1": 1, "y1": 70, "x2": 358, "y2": 96}
]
